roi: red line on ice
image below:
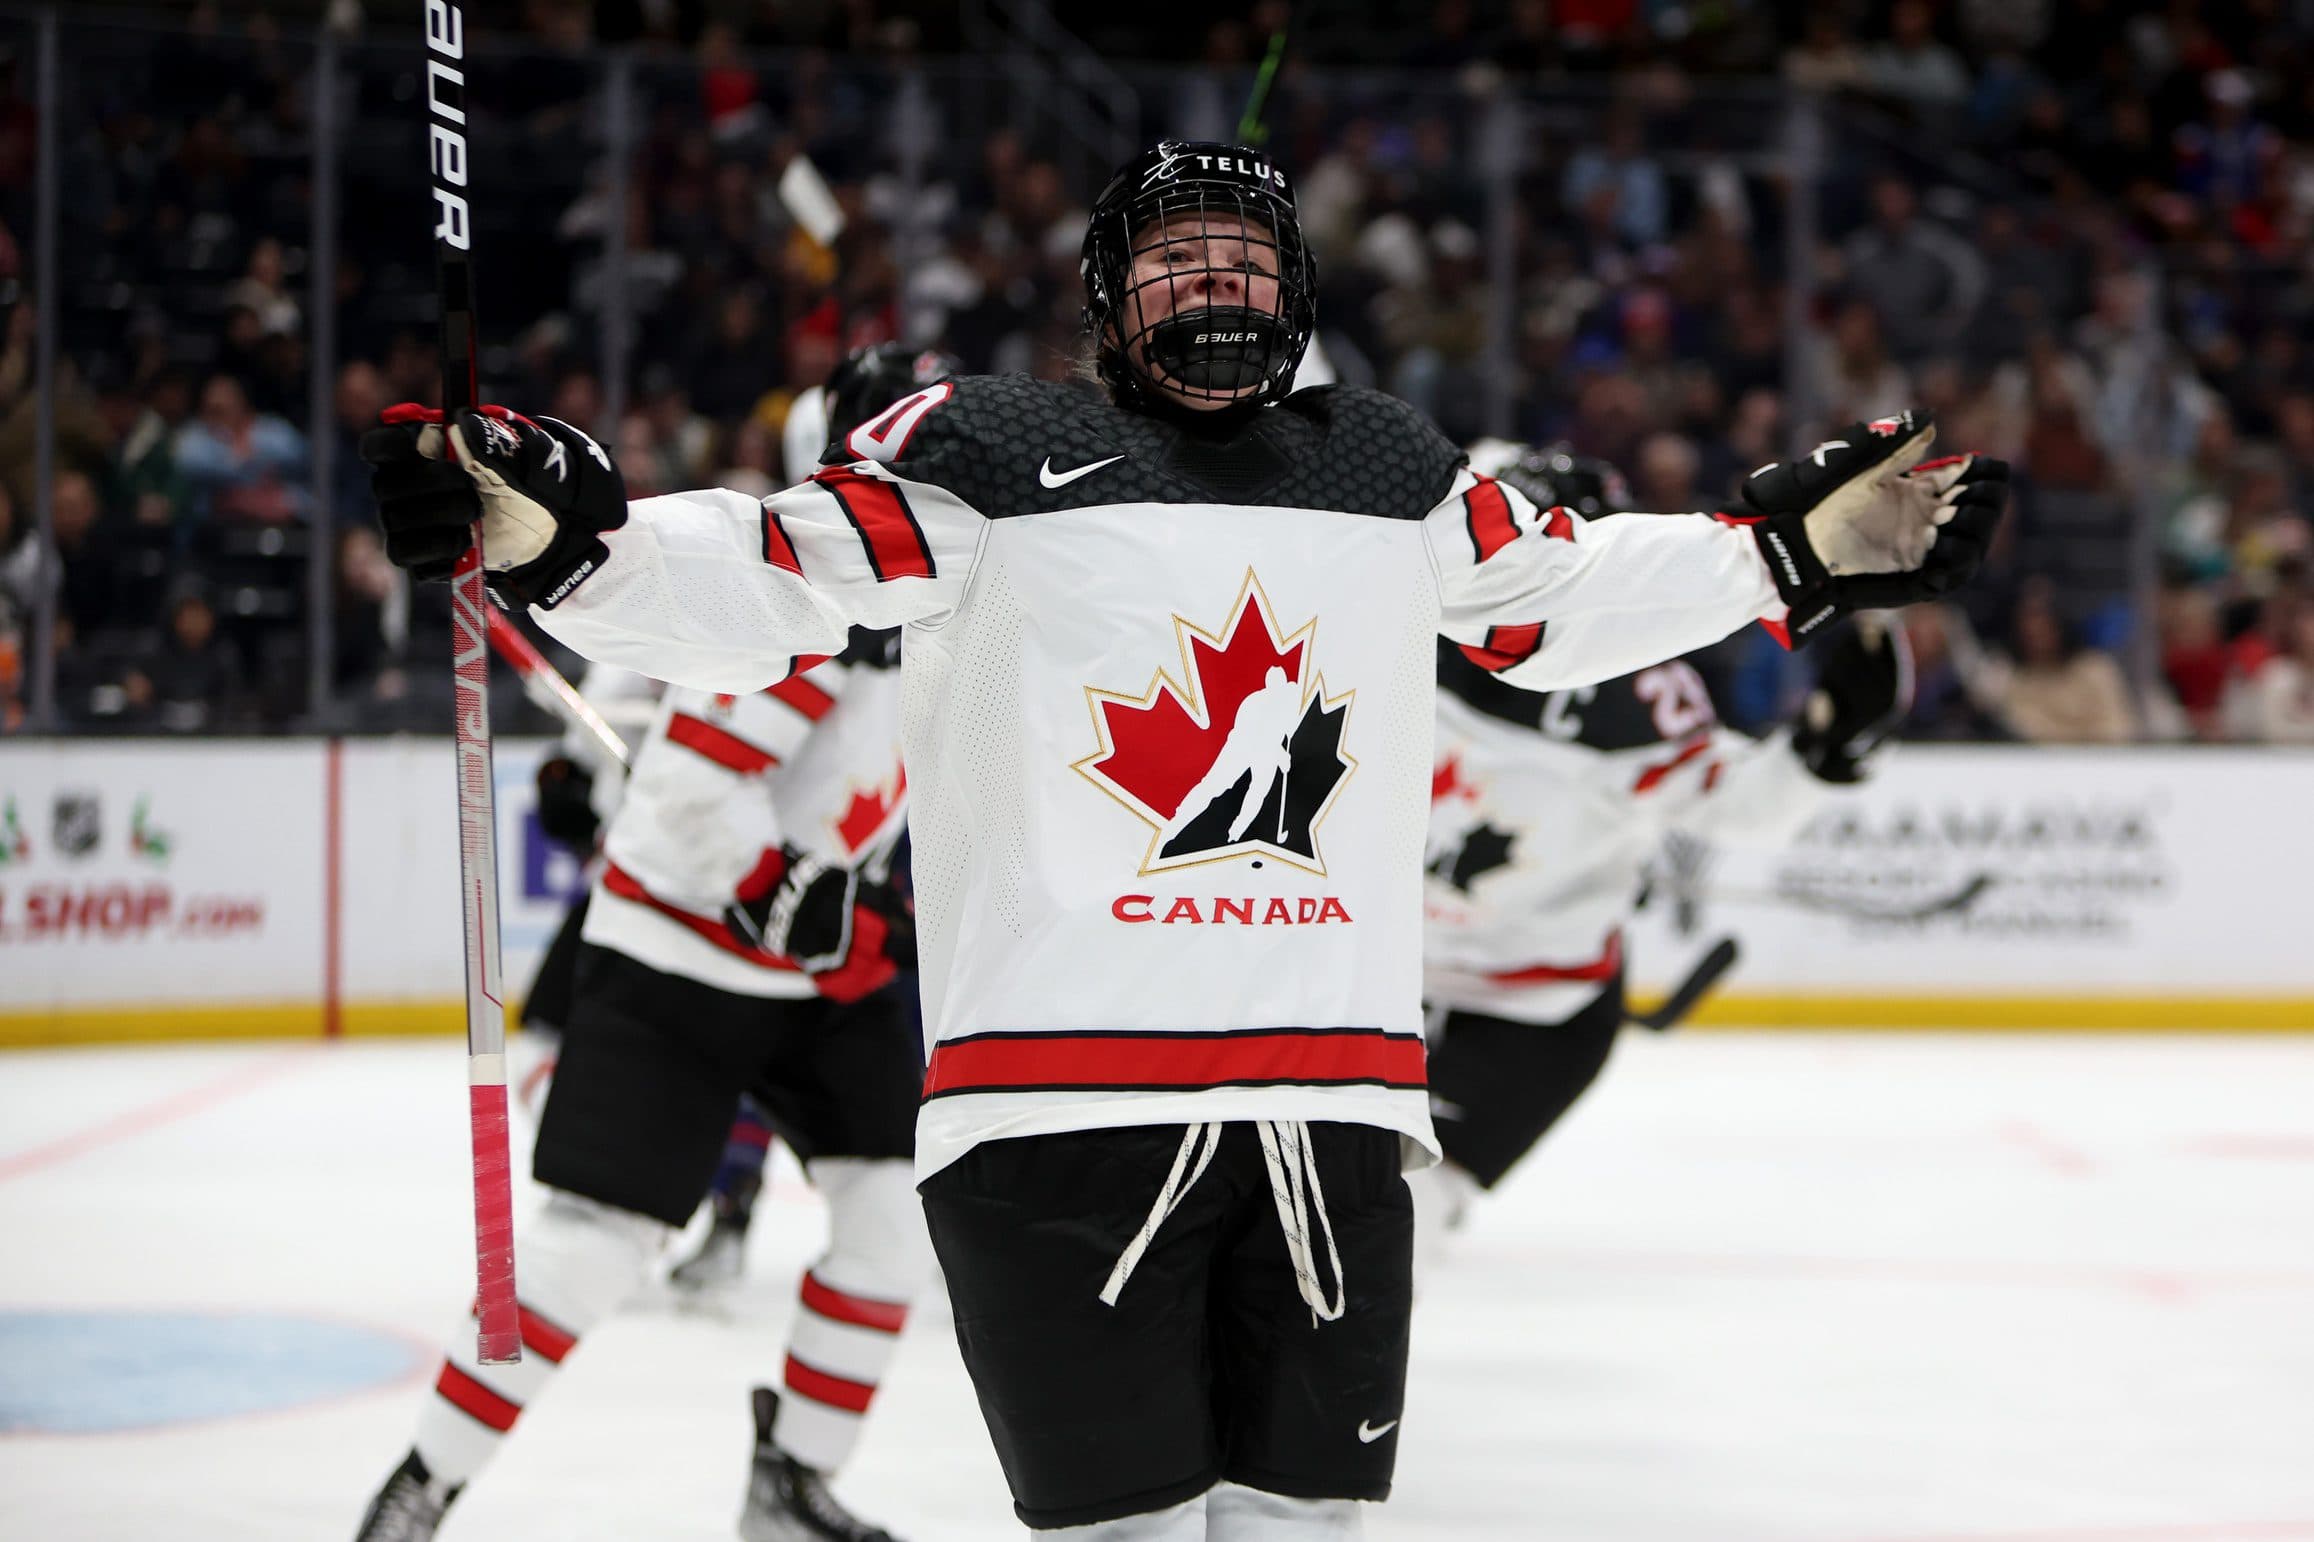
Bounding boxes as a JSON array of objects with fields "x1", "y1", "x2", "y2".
[{"x1": 0, "y1": 1048, "x2": 317, "y2": 1184}]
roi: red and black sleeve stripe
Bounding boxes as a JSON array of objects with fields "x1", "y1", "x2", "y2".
[
  {"x1": 1464, "y1": 476, "x2": 1519, "y2": 563},
  {"x1": 665, "y1": 711, "x2": 778, "y2": 774},
  {"x1": 762, "y1": 505, "x2": 803, "y2": 574},
  {"x1": 1458, "y1": 622, "x2": 1545, "y2": 672},
  {"x1": 812, "y1": 469, "x2": 935, "y2": 581},
  {"x1": 766, "y1": 673, "x2": 836, "y2": 722}
]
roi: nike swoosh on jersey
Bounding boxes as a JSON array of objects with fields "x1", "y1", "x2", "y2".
[
  {"x1": 1039, "y1": 454, "x2": 1126, "y2": 489},
  {"x1": 1357, "y1": 1419, "x2": 1398, "y2": 1443}
]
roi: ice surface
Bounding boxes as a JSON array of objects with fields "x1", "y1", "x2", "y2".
[{"x1": 3, "y1": 1032, "x2": 2312, "y2": 1541}]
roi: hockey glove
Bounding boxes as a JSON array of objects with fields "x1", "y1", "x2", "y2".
[
  {"x1": 726, "y1": 851, "x2": 913, "y2": 1002},
  {"x1": 726, "y1": 846, "x2": 860, "y2": 973},
  {"x1": 1789, "y1": 615, "x2": 1915, "y2": 784},
  {"x1": 1727, "y1": 412, "x2": 2008, "y2": 643},
  {"x1": 359, "y1": 404, "x2": 626, "y2": 609},
  {"x1": 534, "y1": 755, "x2": 601, "y2": 852}
]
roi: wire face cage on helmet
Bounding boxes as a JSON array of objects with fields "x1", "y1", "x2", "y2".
[{"x1": 1081, "y1": 142, "x2": 1318, "y2": 411}]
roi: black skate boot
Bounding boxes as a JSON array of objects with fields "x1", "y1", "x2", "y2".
[
  {"x1": 354, "y1": 1449, "x2": 461, "y2": 1541},
  {"x1": 670, "y1": 1212, "x2": 750, "y2": 1292},
  {"x1": 739, "y1": 1388, "x2": 903, "y2": 1542}
]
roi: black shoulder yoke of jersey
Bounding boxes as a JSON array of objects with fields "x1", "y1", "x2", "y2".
[
  {"x1": 885, "y1": 375, "x2": 1466, "y2": 521},
  {"x1": 1437, "y1": 639, "x2": 1715, "y2": 752}
]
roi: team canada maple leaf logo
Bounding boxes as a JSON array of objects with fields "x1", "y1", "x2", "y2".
[
  {"x1": 1426, "y1": 751, "x2": 1515, "y2": 894},
  {"x1": 1075, "y1": 573, "x2": 1356, "y2": 877},
  {"x1": 833, "y1": 766, "x2": 906, "y2": 855}
]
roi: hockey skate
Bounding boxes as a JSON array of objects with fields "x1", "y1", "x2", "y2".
[
  {"x1": 740, "y1": 1389, "x2": 904, "y2": 1542},
  {"x1": 670, "y1": 1213, "x2": 750, "y2": 1292},
  {"x1": 353, "y1": 1449, "x2": 460, "y2": 1541}
]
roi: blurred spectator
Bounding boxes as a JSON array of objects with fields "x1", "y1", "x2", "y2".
[
  {"x1": 1864, "y1": 0, "x2": 1972, "y2": 112},
  {"x1": 1841, "y1": 176, "x2": 1986, "y2": 362},
  {"x1": 2157, "y1": 582, "x2": 2233, "y2": 736},
  {"x1": 2225, "y1": 596, "x2": 2314, "y2": 741},
  {"x1": 129, "y1": 581, "x2": 245, "y2": 734},
  {"x1": 1806, "y1": 298, "x2": 1913, "y2": 425},
  {"x1": 174, "y1": 374, "x2": 308, "y2": 524},
  {"x1": 1956, "y1": 579, "x2": 2139, "y2": 742},
  {"x1": 46, "y1": 470, "x2": 128, "y2": 636},
  {"x1": 225, "y1": 236, "x2": 300, "y2": 340},
  {"x1": 1785, "y1": 10, "x2": 1871, "y2": 95},
  {"x1": 1561, "y1": 109, "x2": 1668, "y2": 251}
]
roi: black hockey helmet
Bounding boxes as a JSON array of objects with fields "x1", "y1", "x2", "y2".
[
  {"x1": 823, "y1": 343, "x2": 963, "y2": 449},
  {"x1": 1466, "y1": 439, "x2": 1632, "y2": 518},
  {"x1": 1080, "y1": 140, "x2": 1317, "y2": 410}
]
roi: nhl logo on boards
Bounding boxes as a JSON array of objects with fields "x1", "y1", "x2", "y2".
[
  {"x1": 52, "y1": 791, "x2": 101, "y2": 860},
  {"x1": 1075, "y1": 573, "x2": 1356, "y2": 879}
]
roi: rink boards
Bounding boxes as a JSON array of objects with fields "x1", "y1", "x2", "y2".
[{"x1": 1, "y1": 740, "x2": 2309, "y2": 1043}]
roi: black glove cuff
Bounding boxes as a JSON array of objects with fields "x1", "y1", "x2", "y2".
[
  {"x1": 484, "y1": 531, "x2": 612, "y2": 612},
  {"x1": 1745, "y1": 514, "x2": 1842, "y2": 645}
]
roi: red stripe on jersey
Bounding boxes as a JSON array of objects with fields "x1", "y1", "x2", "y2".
[
  {"x1": 435, "y1": 1364, "x2": 520, "y2": 1432},
  {"x1": 1489, "y1": 930, "x2": 1623, "y2": 986},
  {"x1": 1701, "y1": 759, "x2": 1725, "y2": 792},
  {"x1": 1541, "y1": 504, "x2": 1576, "y2": 541},
  {"x1": 813, "y1": 470, "x2": 935, "y2": 581},
  {"x1": 665, "y1": 712, "x2": 777, "y2": 774},
  {"x1": 787, "y1": 653, "x2": 832, "y2": 680},
  {"x1": 1759, "y1": 615, "x2": 1795, "y2": 651},
  {"x1": 518, "y1": 1305, "x2": 577, "y2": 1364},
  {"x1": 1632, "y1": 736, "x2": 1712, "y2": 794},
  {"x1": 1464, "y1": 477, "x2": 1520, "y2": 562},
  {"x1": 1458, "y1": 622, "x2": 1545, "y2": 672},
  {"x1": 766, "y1": 673, "x2": 837, "y2": 721},
  {"x1": 800, "y1": 1271, "x2": 909, "y2": 1334},
  {"x1": 1710, "y1": 509, "x2": 1763, "y2": 527},
  {"x1": 733, "y1": 845, "x2": 788, "y2": 904},
  {"x1": 761, "y1": 507, "x2": 803, "y2": 574},
  {"x1": 599, "y1": 862, "x2": 808, "y2": 973},
  {"x1": 922, "y1": 1027, "x2": 1427, "y2": 1100},
  {"x1": 784, "y1": 1353, "x2": 877, "y2": 1414}
]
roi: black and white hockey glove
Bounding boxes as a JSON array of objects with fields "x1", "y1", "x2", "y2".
[
  {"x1": 1725, "y1": 411, "x2": 2009, "y2": 644},
  {"x1": 359, "y1": 404, "x2": 627, "y2": 609},
  {"x1": 726, "y1": 846, "x2": 860, "y2": 973},
  {"x1": 1789, "y1": 616, "x2": 1915, "y2": 784}
]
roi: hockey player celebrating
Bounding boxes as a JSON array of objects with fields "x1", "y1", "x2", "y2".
[
  {"x1": 1414, "y1": 441, "x2": 1930, "y2": 1243},
  {"x1": 362, "y1": 141, "x2": 2006, "y2": 1540}
]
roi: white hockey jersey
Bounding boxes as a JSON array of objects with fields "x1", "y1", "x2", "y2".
[
  {"x1": 581, "y1": 629, "x2": 907, "y2": 1000},
  {"x1": 1424, "y1": 642, "x2": 1825, "y2": 1025},
  {"x1": 534, "y1": 375, "x2": 1788, "y2": 1177}
]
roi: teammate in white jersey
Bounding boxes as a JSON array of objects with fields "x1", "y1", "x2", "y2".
[
  {"x1": 1413, "y1": 442, "x2": 1922, "y2": 1244},
  {"x1": 362, "y1": 139, "x2": 2006, "y2": 1540},
  {"x1": 667, "y1": 345, "x2": 961, "y2": 1295},
  {"x1": 355, "y1": 357, "x2": 944, "y2": 1542}
]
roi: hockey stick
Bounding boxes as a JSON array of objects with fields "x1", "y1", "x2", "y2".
[
  {"x1": 484, "y1": 609, "x2": 631, "y2": 769},
  {"x1": 424, "y1": 0, "x2": 520, "y2": 1366},
  {"x1": 1705, "y1": 872, "x2": 1997, "y2": 925},
  {"x1": 1236, "y1": 0, "x2": 1310, "y2": 147},
  {"x1": 1629, "y1": 936, "x2": 1739, "y2": 1032}
]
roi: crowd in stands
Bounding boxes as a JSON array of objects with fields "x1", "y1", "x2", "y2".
[{"x1": 1, "y1": 0, "x2": 2310, "y2": 743}]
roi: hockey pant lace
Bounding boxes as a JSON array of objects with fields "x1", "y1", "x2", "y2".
[{"x1": 1099, "y1": 1120, "x2": 1345, "y2": 1324}]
